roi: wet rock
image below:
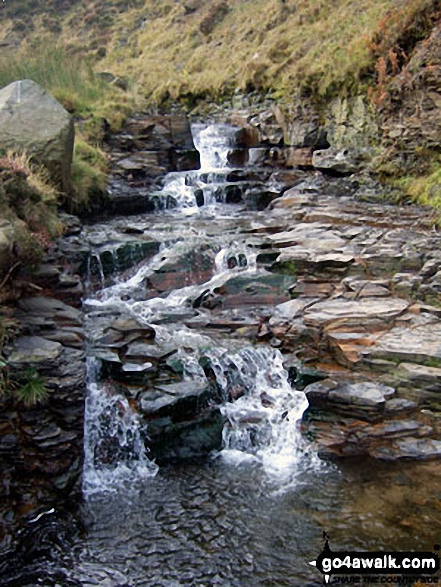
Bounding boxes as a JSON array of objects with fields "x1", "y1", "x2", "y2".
[
  {"x1": 138, "y1": 380, "x2": 224, "y2": 463},
  {"x1": 58, "y1": 212, "x2": 82, "y2": 236},
  {"x1": 328, "y1": 381, "x2": 395, "y2": 408},
  {"x1": 146, "y1": 247, "x2": 215, "y2": 295},
  {"x1": 115, "y1": 152, "x2": 167, "y2": 177},
  {"x1": 214, "y1": 272, "x2": 295, "y2": 309},
  {"x1": 366, "y1": 419, "x2": 432, "y2": 439},
  {"x1": 303, "y1": 297, "x2": 409, "y2": 328},
  {"x1": 224, "y1": 184, "x2": 244, "y2": 204},
  {"x1": 7, "y1": 336, "x2": 63, "y2": 365},
  {"x1": 234, "y1": 126, "x2": 260, "y2": 148},
  {"x1": 43, "y1": 328, "x2": 85, "y2": 349},
  {"x1": 248, "y1": 147, "x2": 271, "y2": 166},
  {"x1": 371, "y1": 438, "x2": 441, "y2": 461},
  {"x1": 269, "y1": 299, "x2": 311, "y2": 324},
  {"x1": 312, "y1": 148, "x2": 359, "y2": 175},
  {"x1": 227, "y1": 148, "x2": 249, "y2": 167},
  {"x1": 305, "y1": 379, "x2": 395, "y2": 421},
  {"x1": 148, "y1": 410, "x2": 224, "y2": 463},
  {"x1": 102, "y1": 114, "x2": 200, "y2": 218},
  {"x1": 111, "y1": 318, "x2": 156, "y2": 337},
  {"x1": 395, "y1": 362, "x2": 441, "y2": 390},
  {"x1": 247, "y1": 109, "x2": 284, "y2": 145},
  {"x1": 384, "y1": 398, "x2": 418, "y2": 415},
  {"x1": 242, "y1": 187, "x2": 282, "y2": 210},
  {"x1": 16, "y1": 297, "x2": 82, "y2": 326},
  {"x1": 284, "y1": 147, "x2": 313, "y2": 168},
  {"x1": 139, "y1": 381, "x2": 215, "y2": 417},
  {"x1": 369, "y1": 321, "x2": 441, "y2": 366}
]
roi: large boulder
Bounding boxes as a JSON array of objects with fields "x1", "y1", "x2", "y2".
[{"x1": 0, "y1": 79, "x2": 74, "y2": 191}]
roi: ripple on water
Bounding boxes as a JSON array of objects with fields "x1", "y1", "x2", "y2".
[{"x1": 53, "y1": 458, "x2": 440, "y2": 587}]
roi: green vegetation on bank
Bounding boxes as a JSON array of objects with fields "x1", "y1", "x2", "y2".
[
  {"x1": 0, "y1": 42, "x2": 131, "y2": 212},
  {"x1": 0, "y1": 45, "x2": 105, "y2": 117},
  {"x1": 0, "y1": 351, "x2": 48, "y2": 407},
  {"x1": 399, "y1": 163, "x2": 441, "y2": 214},
  {"x1": 0, "y1": 152, "x2": 63, "y2": 266},
  {"x1": 0, "y1": 41, "x2": 137, "y2": 132},
  {"x1": 70, "y1": 138, "x2": 109, "y2": 211},
  {"x1": 100, "y1": 0, "x2": 436, "y2": 105}
]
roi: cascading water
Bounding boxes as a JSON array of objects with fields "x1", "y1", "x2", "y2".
[
  {"x1": 83, "y1": 358, "x2": 159, "y2": 495},
  {"x1": 192, "y1": 123, "x2": 236, "y2": 170},
  {"x1": 9, "y1": 123, "x2": 437, "y2": 587},
  {"x1": 155, "y1": 123, "x2": 244, "y2": 209},
  {"x1": 206, "y1": 346, "x2": 310, "y2": 480},
  {"x1": 82, "y1": 122, "x2": 314, "y2": 496}
]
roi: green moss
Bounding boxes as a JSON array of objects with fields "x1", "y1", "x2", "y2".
[
  {"x1": 388, "y1": 155, "x2": 441, "y2": 222},
  {"x1": 269, "y1": 260, "x2": 298, "y2": 276},
  {"x1": 399, "y1": 165, "x2": 441, "y2": 212}
]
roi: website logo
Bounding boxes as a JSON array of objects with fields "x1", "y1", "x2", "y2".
[{"x1": 309, "y1": 534, "x2": 440, "y2": 584}]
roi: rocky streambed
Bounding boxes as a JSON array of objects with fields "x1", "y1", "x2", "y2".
[{"x1": 1, "y1": 120, "x2": 441, "y2": 585}]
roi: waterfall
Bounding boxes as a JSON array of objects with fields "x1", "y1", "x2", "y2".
[
  {"x1": 157, "y1": 123, "x2": 240, "y2": 209},
  {"x1": 82, "y1": 122, "x2": 314, "y2": 494},
  {"x1": 83, "y1": 359, "x2": 158, "y2": 495},
  {"x1": 205, "y1": 346, "x2": 310, "y2": 481},
  {"x1": 192, "y1": 123, "x2": 237, "y2": 170}
]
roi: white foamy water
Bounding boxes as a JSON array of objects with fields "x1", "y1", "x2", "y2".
[
  {"x1": 82, "y1": 123, "x2": 316, "y2": 493},
  {"x1": 192, "y1": 123, "x2": 237, "y2": 171},
  {"x1": 83, "y1": 360, "x2": 158, "y2": 495},
  {"x1": 205, "y1": 346, "x2": 311, "y2": 482},
  {"x1": 152, "y1": 123, "x2": 240, "y2": 209}
]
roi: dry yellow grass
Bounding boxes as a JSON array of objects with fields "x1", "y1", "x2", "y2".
[
  {"x1": 1, "y1": 0, "x2": 435, "y2": 107},
  {"x1": 95, "y1": 0, "x2": 435, "y2": 104}
]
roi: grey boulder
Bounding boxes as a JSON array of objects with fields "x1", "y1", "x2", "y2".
[{"x1": 0, "y1": 79, "x2": 74, "y2": 191}]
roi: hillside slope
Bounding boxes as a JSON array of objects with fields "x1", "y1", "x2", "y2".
[
  {"x1": 0, "y1": 0, "x2": 437, "y2": 102},
  {"x1": 0, "y1": 0, "x2": 440, "y2": 206}
]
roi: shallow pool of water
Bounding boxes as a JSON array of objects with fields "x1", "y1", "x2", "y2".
[{"x1": 54, "y1": 457, "x2": 441, "y2": 587}]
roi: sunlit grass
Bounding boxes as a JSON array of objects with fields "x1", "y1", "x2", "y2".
[
  {"x1": 69, "y1": 136, "x2": 109, "y2": 212},
  {"x1": 99, "y1": 0, "x2": 434, "y2": 105},
  {"x1": 0, "y1": 43, "x2": 106, "y2": 116},
  {"x1": 399, "y1": 164, "x2": 441, "y2": 213},
  {"x1": 0, "y1": 0, "x2": 437, "y2": 212}
]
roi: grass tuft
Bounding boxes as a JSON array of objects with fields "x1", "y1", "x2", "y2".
[
  {"x1": 0, "y1": 42, "x2": 107, "y2": 117},
  {"x1": 14, "y1": 368, "x2": 48, "y2": 407},
  {"x1": 69, "y1": 137, "x2": 109, "y2": 212}
]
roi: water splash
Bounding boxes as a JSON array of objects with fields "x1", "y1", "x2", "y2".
[
  {"x1": 83, "y1": 359, "x2": 158, "y2": 495},
  {"x1": 82, "y1": 123, "x2": 316, "y2": 492},
  {"x1": 206, "y1": 346, "x2": 311, "y2": 482},
  {"x1": 192, "y1": 123, "x2": 238, "y2": 171},
  {"x1": 214, "y1": 244, "x2": 257, "y2": 272},
  {"x1": 154, "y1": 123, "x2": 240, "y2": 209}
]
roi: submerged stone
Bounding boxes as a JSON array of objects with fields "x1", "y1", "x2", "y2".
[{"x1": 371, "y1": 438, "x2": 441, "y2": 461}]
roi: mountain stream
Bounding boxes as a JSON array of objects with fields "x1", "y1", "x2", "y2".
[{"x1": 7, "y1": 124, "x2": 441, "y2": 587}]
